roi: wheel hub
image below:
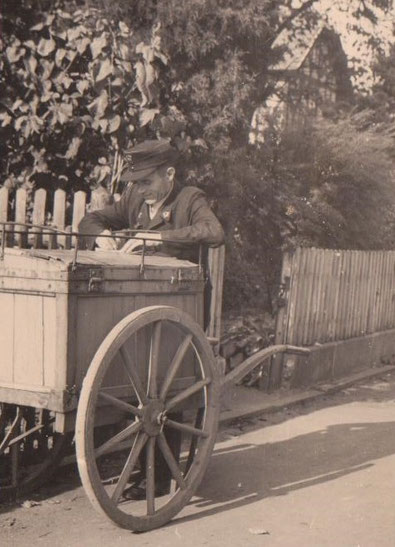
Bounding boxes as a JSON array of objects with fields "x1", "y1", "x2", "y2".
[{"x1": 140, "y1": 399, "x2": 166, "y2": 436}]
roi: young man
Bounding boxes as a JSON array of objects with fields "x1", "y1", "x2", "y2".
[{"x1": 78, "y1": 139, "x2": 224, "y2": 262}]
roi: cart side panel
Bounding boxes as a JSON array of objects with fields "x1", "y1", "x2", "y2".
[
  {"x1": 72, "y1": 295, "x2": 137, "y2": 388},
  {"x1": 0, "y1": 291, "x2": 62, "y2": 392},
  {"x1": 14, "y1": 293, "x2": 45, "y2": 386},
  {"x1": 0, "y1": 293, "x2": 14, "y2": 384},
  {"x1": 72, "y1": 291, "x2": 203, "y2": 390},
  {"x1": 43, "y1": 295, "x2": 58, "y2": 388},
  {"x1": 0, "y1": 251, "x2": 204, "y2": 417}
]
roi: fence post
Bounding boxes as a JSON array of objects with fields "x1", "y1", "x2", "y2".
[
  {"x1": 31, "y1": 188, "x2": 46, "y2": 249},
  {"x1": 53, "y1": 189, "x2": 66, "y2": 249},
  {"x1": 266, "y1": 250, "x2": 293, "y2": 391},
  {"x1": 0, "y1": 187, "x2": 8, "y2": 223},
  {"x1": 0, "y1": 187, "x2": 10, "y2": 247},
  {"x1": 15, "y1": 188, "x2": 28, "y2": 248},
  {"x1": 71, "y1": 191, "x2": 86, "y2": 247}
]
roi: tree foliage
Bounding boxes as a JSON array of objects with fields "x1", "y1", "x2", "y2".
[
  {"x1": 117, "y1": 0, "x2": 393, "y2": 151},
  {"x1": 274, "y1": 112, "x2": 395, "y2": 249},
  {"x1": 0, "y1": 3, "x2": 181, "y2": 194}
]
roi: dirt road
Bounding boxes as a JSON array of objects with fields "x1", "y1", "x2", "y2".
[{"x1": 2, "y1": 372, "x2": 395, "y2": 546}]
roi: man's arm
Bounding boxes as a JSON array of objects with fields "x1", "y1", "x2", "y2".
[{"x1": 161, "y1": 189, "x2": 224, "y2": 246}]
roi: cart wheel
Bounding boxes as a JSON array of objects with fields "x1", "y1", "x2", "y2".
[
  {"x1": 76, "y1": 305, "x2": 220, "y2": 532},
  {"x1": 0, "y1": 403, "x2": 71, "y2": 502}
]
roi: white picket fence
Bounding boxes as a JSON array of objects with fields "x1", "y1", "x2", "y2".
[{"x1": 0, "y1": 186, "x2": 115, "y2": 249}]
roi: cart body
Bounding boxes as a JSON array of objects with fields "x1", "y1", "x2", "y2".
[
  {"x1": 0, "y1": 243, "x2": 307, "y2": 531},
  {"x1": 0, "y1": 248, "x2": 204, "y2": 433}
]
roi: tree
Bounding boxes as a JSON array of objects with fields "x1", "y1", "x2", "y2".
[
  {"x1": 1, "y1": 0, "x2": 394, "y2": 312},
  {"x1": 0, "y1": 2, "x2": 174, "y2": 195}
]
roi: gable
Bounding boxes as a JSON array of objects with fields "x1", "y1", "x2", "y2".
[{"x1": 250, "y1": 26, "x2": 352, "y2": 145}]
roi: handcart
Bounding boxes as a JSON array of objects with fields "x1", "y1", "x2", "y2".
[{"x1": 0, "y1": 224, "x2": 308, "y2": 532}]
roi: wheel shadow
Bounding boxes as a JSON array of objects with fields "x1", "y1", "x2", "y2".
[
  {"x1": 171, "y1": 418, "x2": 395, "y2": 526},
  {"x1": 1, "y1": 373, "x2": 395, "y2": 522}
]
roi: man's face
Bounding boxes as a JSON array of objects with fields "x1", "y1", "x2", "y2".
[{"x1": 134, "y1": 168, "x2": 173, "y2": 205}]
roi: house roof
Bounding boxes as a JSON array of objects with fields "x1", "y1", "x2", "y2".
[{"x1": 270, "y1": 20, "x2": 327, "y2": 72}]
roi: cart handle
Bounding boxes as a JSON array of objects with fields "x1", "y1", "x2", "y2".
[{"x1": 221, "y1": 344, "x2": 310, "y2": 388}]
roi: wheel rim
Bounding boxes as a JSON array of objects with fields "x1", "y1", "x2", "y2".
[{"x1": 76, "y1": 306, "x2": 220, "y2": 532}]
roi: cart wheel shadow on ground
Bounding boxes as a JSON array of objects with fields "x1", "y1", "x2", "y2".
[
  {"x1": 174, "y1": 418, "x2": 395, "y2": 527},
  {"x1": 171, "y1": 377, "x2": 395, "y2": 527},
  {"x1": 1, "y1": 376, "x2": 395, "y2": 526}
]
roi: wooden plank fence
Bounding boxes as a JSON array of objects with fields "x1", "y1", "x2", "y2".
[{"x1": 275, "y1": 247, "x2": 395, "y2": 347}]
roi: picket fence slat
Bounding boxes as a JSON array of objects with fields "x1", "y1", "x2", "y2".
[
  {"x1": 15, "y1": 189, "x2": 28, "y2": 248},
  {"x1": 280, "y1": 247, "x2": 395, "y2": 346},
  {"x1": 337, "y1": 251, "x2": 347, "y2": 339},
  {"x1": 357, "y1": 251, "x2": 366, "y2": 336},
  {"x1": 287, "y1": 246, "x2": 302, "y2": 345},
  {"x1": 53, "y1": 189, "x2": 66, "y2": 249},
  {"x1": 31, "y1": 188, "x2": 46, "y2": 249},
  {"x1": 0, "y1": 187, "x2": 8, "y2": 222},
  {"x1": 329, "y1": 251, "x2": 342, "y2": 341},
  {"x1": 365, "y1": 251, "x2": 374, "y2": 335},
  {"x1": 387, "y1": 254, "x2": 392, "y2": 329},
  {"x1": 72, "y1": 191, "x2": 86, "y2": 247}
]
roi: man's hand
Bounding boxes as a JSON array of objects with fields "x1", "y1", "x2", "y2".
[
  {"x1": 95, "y1": 229, "x2": 117, "y2": 250},
  {"x1": 120, "y1": 232, "x2": 162, "y2": 254}
]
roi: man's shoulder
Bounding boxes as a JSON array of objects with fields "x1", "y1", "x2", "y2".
[{"x1": 175, "y1": 185, "x2": 206, "y2": 202}]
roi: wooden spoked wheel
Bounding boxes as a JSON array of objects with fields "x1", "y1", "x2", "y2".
[
  {"x1": 0, "y1": 403, "x2": 70, "y2": 502},
  {"x1": 76, "y1": 305, "x2": 220, "y2": 532}
]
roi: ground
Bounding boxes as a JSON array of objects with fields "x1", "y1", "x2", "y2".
[{"x1": 2, "y1": 371, "x2": 395, "y2": 546}]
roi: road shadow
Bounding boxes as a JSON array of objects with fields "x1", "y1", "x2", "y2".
[
  {"x1": 171, "y1": 418, "x2": 395, "y2": 526},
  {"x1": 1, "y1": 372, "x2": 395, "y2": 522}
]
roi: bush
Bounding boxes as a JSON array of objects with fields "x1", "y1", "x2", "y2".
[{"x1": 274, "y1": 111, "x2": 395, "y2": 250}]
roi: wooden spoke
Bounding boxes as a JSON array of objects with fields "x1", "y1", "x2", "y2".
[
  {"x1": 111, "y1": 432, "x2": 148, "y2": 503},
  {"x1": 120, "y1": 346, "x2": 148, "y2": 405},
  {"x1": 157, "y1": 432, "x2": 186, "y2": 490},
  {"x1": 146, "y1": 437, "x2": 156, "y2": 515},
  {"x1": 165, "y1": 378, "x2": 211, "y2": 412},
  {"x1": 185, "y1": 407, "x2": 205, "y2": 475},
  {"x1": 159, "y1": 334, "x2": 193, "y2": 400},
  {"x1": 95, "y1": 421, "x2": 142, "y2": 458},
  {"x1": 8, "y1": 420, "x2": 52, "y2": 447},
  {"x1": 98, "y1": 391, "x2": 142, "y2": 417},
  {"x1": 0, "y1": 407, "x2": 22, "y2": 455},
  {"x1": 22, "y1": 408, "x2": 36, "y2": 456},
  {"x1": 148, "y1": 321, "x2": 162, "y2": 398},
  {"x1": 165, "y1": 418, "x2": 208, "y2": 438}
]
